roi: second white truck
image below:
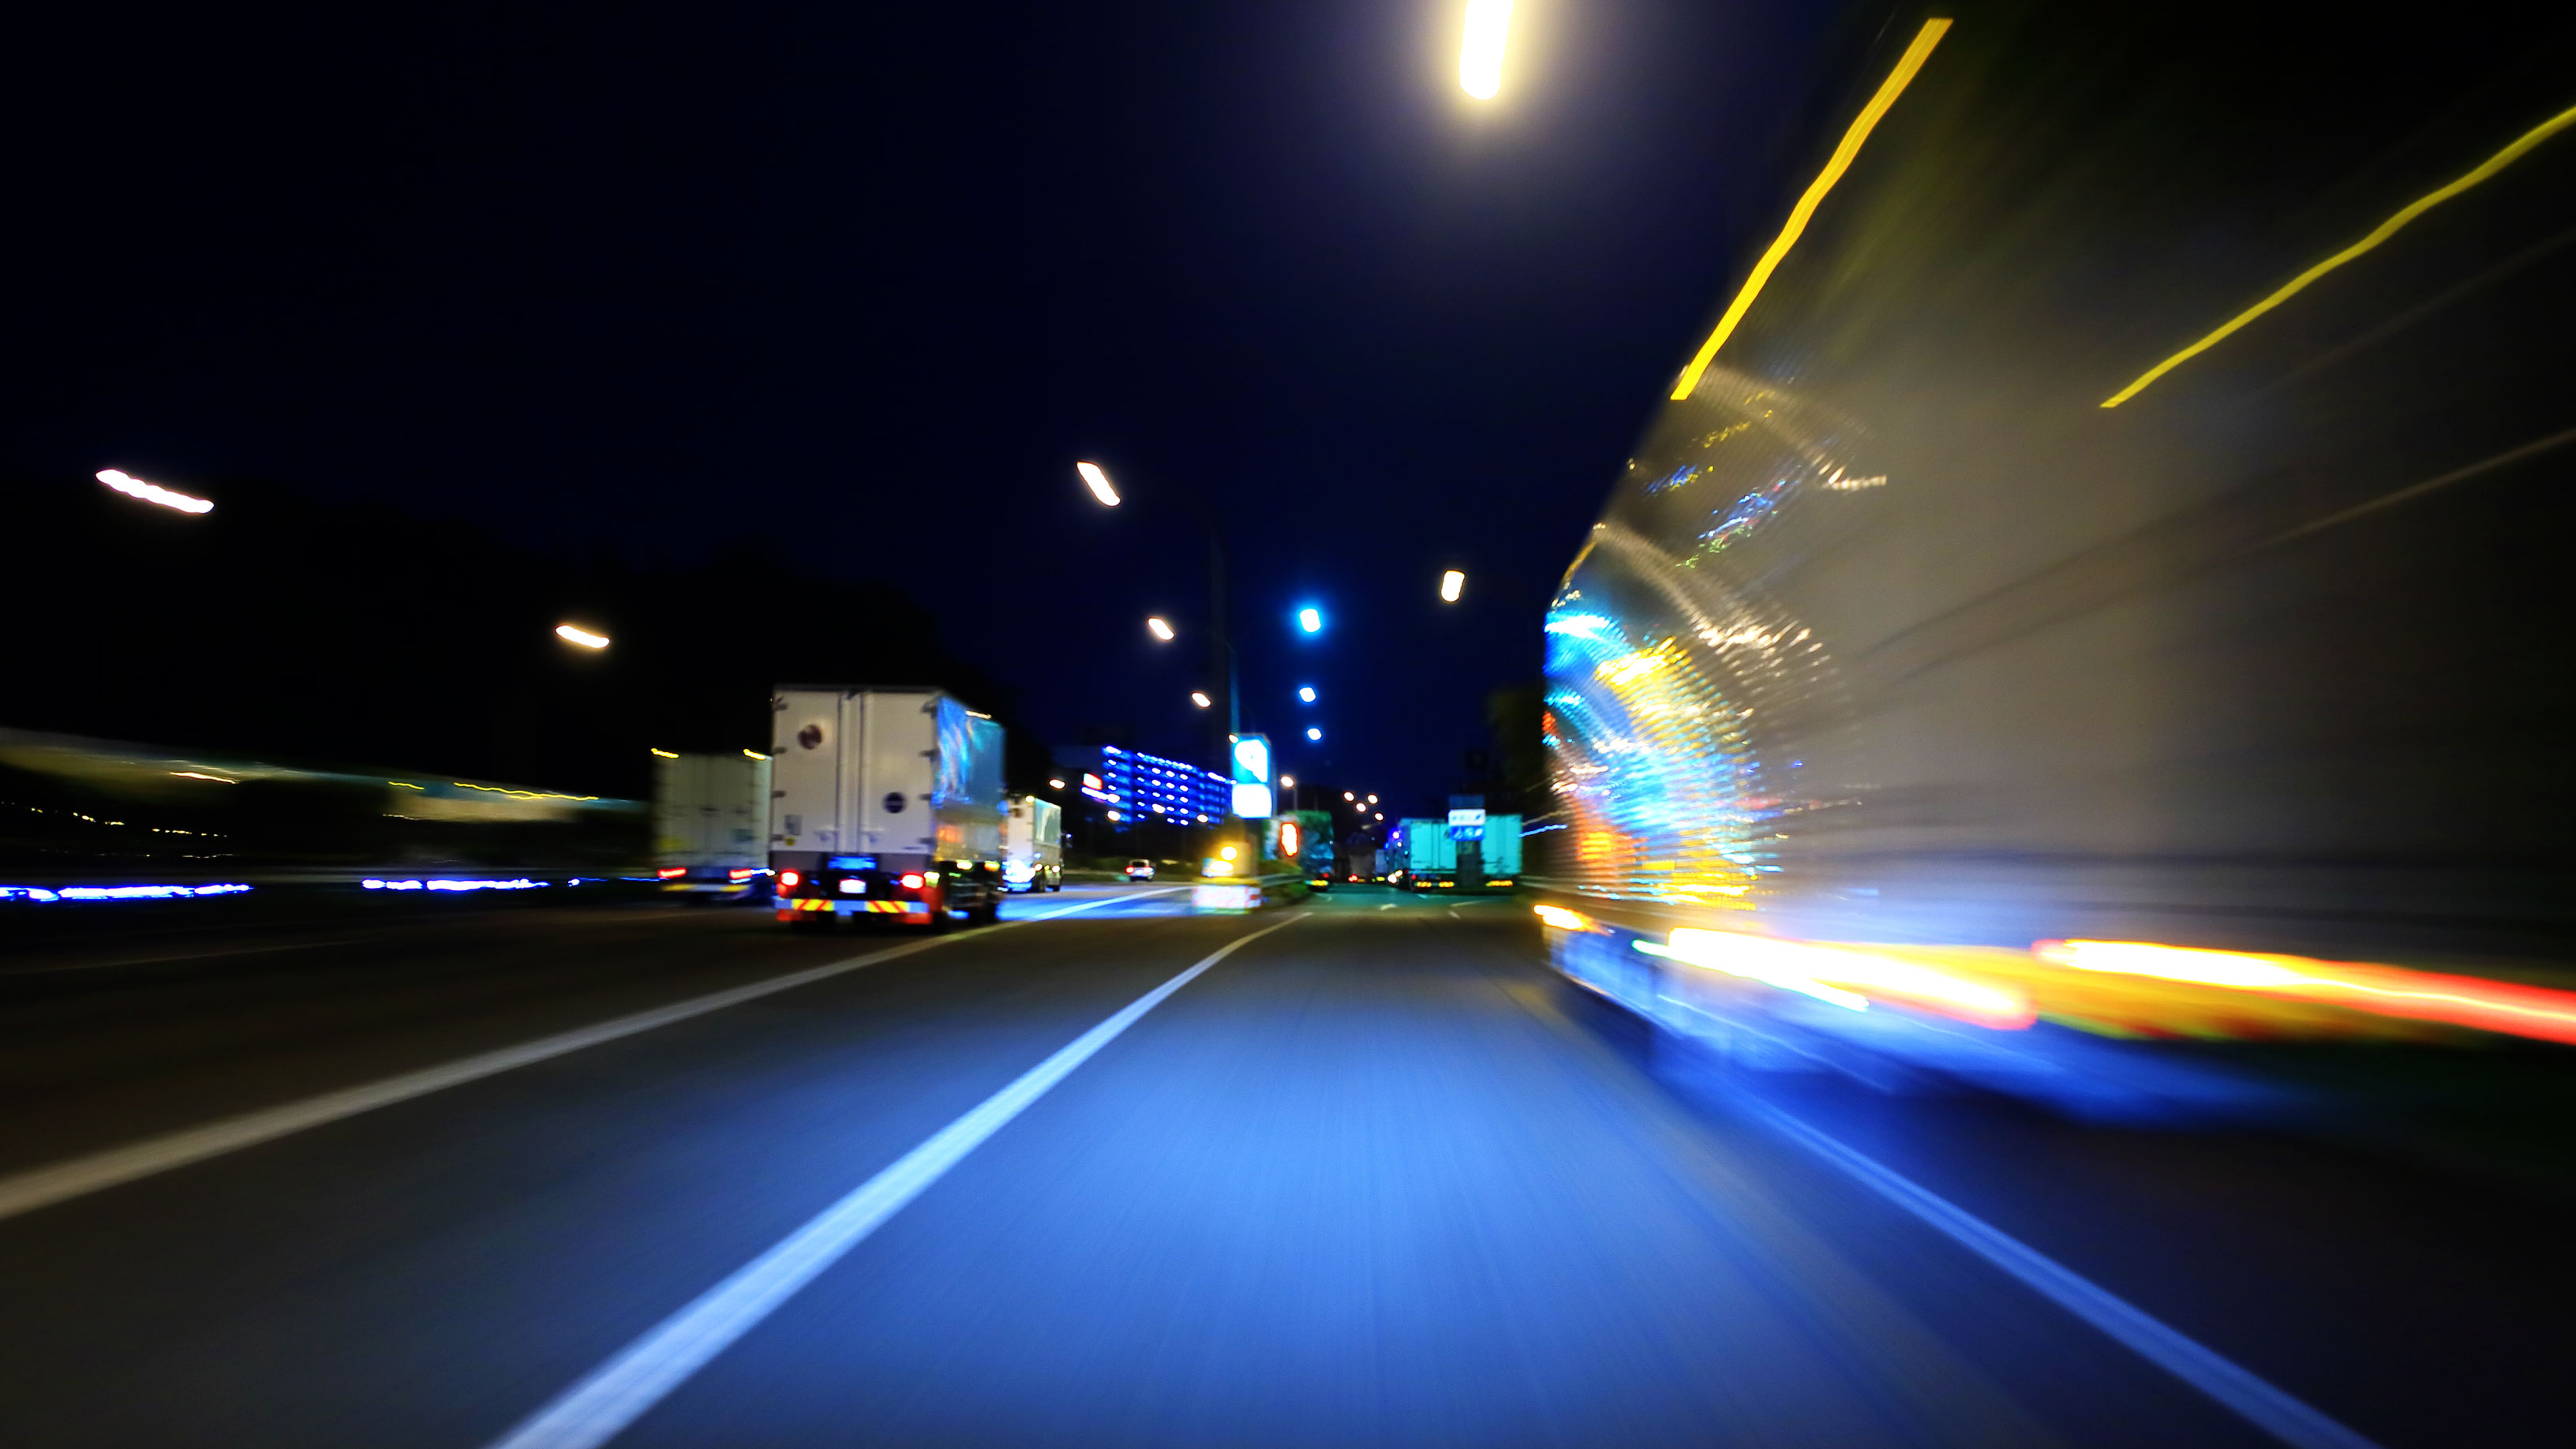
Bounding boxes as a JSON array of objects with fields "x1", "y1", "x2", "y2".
[
  {"x1": 652, "y1": 749, "x2": 773, "y2": 900},
  {"x1": 1002, "y1": 794, "x2": 1063, "y2": 892}
]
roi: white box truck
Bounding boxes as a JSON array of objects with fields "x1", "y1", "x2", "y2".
[
  {"x1": 1002, "y1": 794, "x2": 1063, "y2": 893},
  {"x1": 769, "y1": 687, "x2": 1007, "y2": 928},
  {"x1": 653, "y1": 750, "x2": 773, "y2": 900}
]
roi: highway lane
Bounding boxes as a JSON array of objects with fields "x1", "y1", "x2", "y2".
[{"x1": 0, "y1": 886, "x2": 2564, "y2": 1445}]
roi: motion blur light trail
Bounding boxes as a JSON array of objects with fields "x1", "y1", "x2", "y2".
[
  {"x1": 2102, "y1": 95, "x2": 2576, "y2": 407},
  {"x1": 2042, "y1": 940, "x2": 2576, "y2": 1046},
  {"x1": 1, "y1": 883, "x2": 252, "y2": 902},
  {"x1": 1668, "y1": 17, "x2": 1951, "y2": 400},
  {"x1": 1548, "y1": 908, "x2": 2576, "y2": 1051},
  {"x1": 94, "y1": 469, "x2": 213, "y2": 515}
]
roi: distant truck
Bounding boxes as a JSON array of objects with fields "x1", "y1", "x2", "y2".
[
  {"x1": 1002, "y1": 794, "x2": 1063, "y2": 893},
  {"x1": 652, "y1": 750, "x2": 773, "y2": 900},
  {"x1": 768, "y1": 687, "x2": 1007, "y2": 928},
  {"x1": 1402, "y1": 811, "x2": 1522, "y2": 892}
]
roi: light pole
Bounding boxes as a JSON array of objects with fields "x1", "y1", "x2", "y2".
[{"x1": 1078, "y1": 461, "x2": 1238, "y2": 785}]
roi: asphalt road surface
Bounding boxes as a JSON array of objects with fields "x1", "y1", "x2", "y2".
[{"x1": 0, "y1": 885, "x2": 2567, "y2": 1447}]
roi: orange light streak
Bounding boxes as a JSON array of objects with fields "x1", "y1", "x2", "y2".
[{"x1": 2039, "y1": 940, "x2": 2576, "y2": 1046}]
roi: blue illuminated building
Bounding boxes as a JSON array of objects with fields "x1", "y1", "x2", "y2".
[{"x1": 1079, "y1": 746, "x2": 1226, "y2": 829}]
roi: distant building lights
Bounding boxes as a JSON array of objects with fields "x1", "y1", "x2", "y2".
[
  {"x1": 555, "y1": 623, "x2": 610, "y2": 650},
  {"x1": 95, "y1": 468, "x2": 214, "y2": 515}
]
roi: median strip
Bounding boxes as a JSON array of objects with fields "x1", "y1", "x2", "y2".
[{"x1": 0, "y1": 889, "x2": 1177, "y2": 1225}]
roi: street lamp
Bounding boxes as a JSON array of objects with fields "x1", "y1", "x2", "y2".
[
  {"x1": 1440, "y1": 569, "x2": 1466, "y2": 602},
  {"x1": 1147, "y1": 616, "x2": 1176, "y2": 642},
  {"x1": 1080, "y1": 461, "x2": 1237, "y2": 784},
  {"x1": 1191, "y1": 691, "x2": 1213, "y2": 709},
  {"x1": 1306, "y1": 726, "x2": 1323, "y2": 741},
  {"x1": 555, "y1": 623, "x2": 609, "y2": 650},
  {"x1": 1076, "y1": 461, "x2": 1121, "y2": 507},
  {"x1": 1297, "y1": 685, "x2": 1316, "y2": 702},
  {"x1": 1296, "y1": 606, "x2": 1324, "y2": 635},
  {"x1": 96, "y1": 469, "x2": 213, "y2": 515},
  {"x1": 1460, "y1": 0, "x2": 1511, "y2": 99}
]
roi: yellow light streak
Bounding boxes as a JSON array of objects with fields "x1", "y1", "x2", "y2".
[
  {"x1": 2102, "y1": 98, "x2": 2576, "y2": 408},
  {"x1": 1669, "y1": 17, "x2": 1951, "y2": 400}
]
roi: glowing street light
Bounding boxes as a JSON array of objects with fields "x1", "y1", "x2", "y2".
[
  {"x1": 1280, "y1": 775, "x2": 1296, "y2": 788},
  {"x1": 1297, "y1": 685, "x2": 1316, "y2": 702},
  {"x1": 1076, "y1": 461, "x2": 1121, "y2": 507},
  {"x1": 1344, "y1": 792, "x2": 1355, "y2": 801},
  {"x1": 1459, "y1": 0, "x2": 1511, "y2": 99},
  {"x1": 1048, "y1": 777, "x2": 1066, "y2": 789},
  {"x1": 555, "y1": 623, "x2": 610, "y2": 650},
  {"x1": 1440, "y1": 569, "x2": 1465, "y2": 602},
  {"x1": 1297, "y1": 606, "x2": 1324, "y2": 634},
  {"x1": 1191, "y1": 691, "x2": 1213, "y2": 709},
  {"x1": 96, "y1": 469, "x2": 212, "y2": 515},
  {"x1": 1147, "y1": 616, "x2": 1176, "y2": 642},
  {"x1": 1306, "y1": 726, "x2": 1324, "y2": 742},
  {"x1": 1367, "y1": 794, "x2": 1378, "y2": 804}
]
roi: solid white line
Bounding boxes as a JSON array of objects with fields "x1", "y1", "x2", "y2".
[
  {"x1": 485, "y1": 912, "x2": 1302, "y2": 1449},
  {"x1": 1737, "y1": 1098, "x2": 2380, "y2": 1449},
  {"x1": 0, "y1": 889, "x2": 1178, "y2": 1225}
]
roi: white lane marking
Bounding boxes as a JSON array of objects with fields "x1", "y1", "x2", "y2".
[
  {"x1": 1376, "y1": 904, "x2": 1398, "y2": 911},
  {"x1": 0, "y1": 889, "x2": 1180, "y2": 1225},
  {"x1": 1739, "y1": 1097, "x2": 2380, "y2": 1449},
  {"x1": 485, "y1": 913, "x2": 1304, "y2": 1449},
  {"x1": 3, "y1": 937, "x2": 361, "y2": 976}
]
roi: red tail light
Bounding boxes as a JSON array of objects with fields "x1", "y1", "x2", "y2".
[
  {"x1": 729, "y1": 868, "x2": 758, "y2": 882},
  {"x1": 900, "y1": 873, "x2": 926, "y2": 890},
  {"x1": 779, "y1": 871, "x2": 800, "y2": 889},
  {"x1": 657, "y1": 867, "x2": 686, "y2": 879}
]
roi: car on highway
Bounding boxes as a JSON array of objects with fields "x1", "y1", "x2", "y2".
[{"x1": 1124, "y1": 859, "x2": 1156, "y2": 882}]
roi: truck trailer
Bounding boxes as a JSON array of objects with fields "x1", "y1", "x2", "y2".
[
  {"x1": 768, "y1": 687, "x2": 1007, "y2": 928},
  {"x1": 1002, "y1": 794, "x2": 1063, "y2": 893},
  {"x1": 652, "y1": 750, "x2": 773, "y2": 900},
  {"x1": 1402, "y1": 812, "x2": 1522, "y2": 892}
]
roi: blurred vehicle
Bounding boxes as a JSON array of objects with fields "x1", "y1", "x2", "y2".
[
  {"x1": 1124, "y1": 859, "x2": 1156, "y2": 882},
  {"x1": 1534, "y1": 8, "x2": 2576, "y2": 1116},
  {"x1": 1404, "y1": 810, "x2": 1519, "y2": 892},
  {"x1": 0, "y1": 725, "x2": 644, "y2": 885},
  {"x1": 1002, "y1": 793, "x2": 1063, "y2": 893},
  {"x1": 652, "y1": 751, "x2": 771, "y2": 901},
  {"x1": 768, "y1": 688, "x2": 1005, "y2": 928},
  {"x1": 1291, "y1": 810, "x2": 1335, "y2": 889}
]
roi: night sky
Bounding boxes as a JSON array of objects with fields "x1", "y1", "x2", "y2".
[{"x1": 8, "y1": 1, "x2": 1859, "y2": 802}]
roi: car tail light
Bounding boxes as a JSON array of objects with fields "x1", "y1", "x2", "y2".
[
  {"x1": 900, "y1": 873, "x2": 926, "y2": 890},
  {"x1": 780, "y1": 871, "x2": 800, "y2": 889},
  {"x1": 729, "y1": 868, "x2": 758, "y2": 882},
  {"x1": 657, "y1": 867, "x2": 686, "y2": 879}
]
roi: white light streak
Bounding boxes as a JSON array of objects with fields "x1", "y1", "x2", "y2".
[{"x1": 96, "y1": 469, "x2": 213, "y2": 515}]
